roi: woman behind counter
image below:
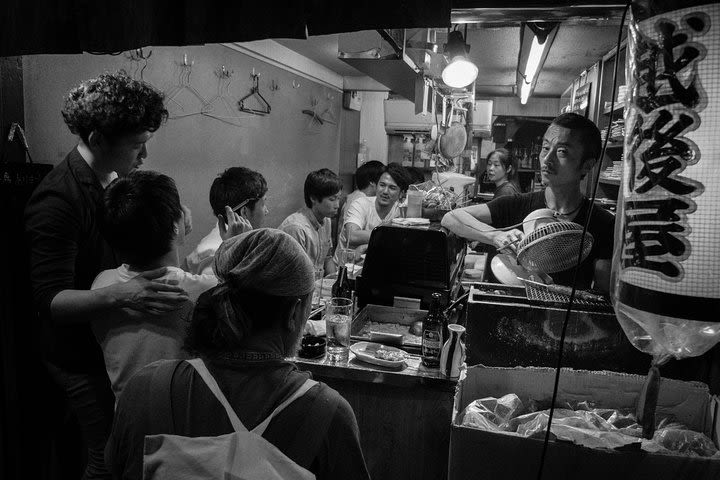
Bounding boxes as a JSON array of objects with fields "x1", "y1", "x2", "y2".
[{"x1": 486, "y1": 148, "x2": 520, "y2": 198}]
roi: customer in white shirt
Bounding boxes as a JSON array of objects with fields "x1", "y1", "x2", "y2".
[
  {"x1": 92, "y1": 171, "x2": 218, "y2": 400},
  {"x1": 185, "y1": 166, "x2": 269, "y2": 275},
  {"x1": 336, "y1": 162, "x2": 411, "y2": 256},
  {"x1": 340, "y1": 160, "x2": 384, "y2": 224}
]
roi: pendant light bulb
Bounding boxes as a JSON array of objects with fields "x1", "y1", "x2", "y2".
[
  {"x1": 442, "y1": 57, "x2": 479, "y2": 88},
  {"x1": 442, "y1": 30, "x2": 478, "y2": 89}
]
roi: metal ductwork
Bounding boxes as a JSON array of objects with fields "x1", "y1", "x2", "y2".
[{"x1": 338, "y1": 29, "x2": 439, "y2": 101}]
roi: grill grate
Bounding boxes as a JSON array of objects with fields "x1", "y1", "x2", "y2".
[{"x1": 524, "y1": 282, "x2": 612, "y2": 310}]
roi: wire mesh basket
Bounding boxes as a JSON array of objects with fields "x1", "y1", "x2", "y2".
[{"x1": 517, "y1": 221, "x2": 594, "y2": 273}]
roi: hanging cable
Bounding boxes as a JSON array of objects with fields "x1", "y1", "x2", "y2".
[{"x1": 535, "y1": 3, "x2": 631, "y2": 479}]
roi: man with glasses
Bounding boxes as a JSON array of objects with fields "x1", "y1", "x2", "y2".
[
  {"x1": 336, "y1": 162, "x2": 411, "y2": 257},
  {"x1": 185, "y1": 166, "x2": 269, "y2": 275}
]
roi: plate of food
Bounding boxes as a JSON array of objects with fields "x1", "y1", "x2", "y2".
[{"x1": 350, "y1": 342, "x2": 408, "y2": 369}]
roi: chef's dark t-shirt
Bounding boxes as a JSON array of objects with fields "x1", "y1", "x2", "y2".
[{"x1": 486, "y1": 191, "x2": 615, "y2": 289}]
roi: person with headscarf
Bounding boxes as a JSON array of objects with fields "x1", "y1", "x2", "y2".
[{"x1": 105, "y1": 229, "x2": 370, "y2": 480}]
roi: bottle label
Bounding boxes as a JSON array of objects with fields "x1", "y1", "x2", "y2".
[{"x1": 422, "y1": 330, "x2": 442, "y2": 357}]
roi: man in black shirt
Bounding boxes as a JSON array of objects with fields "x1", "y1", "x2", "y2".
[
  {"x1": 24, "y1": 72, "x2": 188, "y2": 479},
  {"x1": 442, "y1": 113, "x2": 615, "y2": 292}
]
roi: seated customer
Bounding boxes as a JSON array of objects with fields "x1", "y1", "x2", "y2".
[
  {"x1": 336, "y1": 162, "x2": 411, "y2": 255},
  {"x1": 442, "y1": 113, "x2": 615, "y2": 292},
  {"x1": 92, "y1": 171, "x2": 218, "y2": 400},
  {"x1": 105, "y1": 229, "x2": 370, "y2": 479},
  {"x1": 279, "y1": 168, "x2": 341, "y2": 273},
  {"x1": 185, "y1": 166, "x2": 269, "y2": 275},
  {"x1": 340, "y1": 160, "x2": 384, "y2": 224},
  {"x1": 485, "y1": 148, "x2": 521, "y2": 198}
]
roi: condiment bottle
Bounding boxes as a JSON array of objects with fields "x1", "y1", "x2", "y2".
[
  {"x1": 332, "y1": 266, "x2": 352, "y2": 300},
  {"x1": 422, "y1": 293, "x2": 446, "y2": 368}
]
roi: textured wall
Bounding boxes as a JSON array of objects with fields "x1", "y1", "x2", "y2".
[{"x1": 22, "y1": 43, "x2": 341, "y2": 258}]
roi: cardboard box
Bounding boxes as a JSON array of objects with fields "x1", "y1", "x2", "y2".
[{"x1": 449, "y1": 366, "x2": 720, "y2": 480}]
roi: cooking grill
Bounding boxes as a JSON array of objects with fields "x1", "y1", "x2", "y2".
[{"x1": 524, "y1": 281, "x2": 612, "y2": 310}]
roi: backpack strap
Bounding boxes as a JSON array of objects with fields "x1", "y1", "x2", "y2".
[
  {"x1": 186, "y1": 358, "x2": 247, "y2": 433},
  {"x1": 252, "y1": 378, "x2": 319, "y2": 435},
  {"x1": 148, "y1": 359, "x2": 183, "y2": 434},
  {"x1": 284, "y1": 383, "x2": 342, "y2": 469}
]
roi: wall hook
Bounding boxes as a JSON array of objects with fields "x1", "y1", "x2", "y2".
[{"x1": 292, "y1": 79, "x2": 301, "y2": 89}]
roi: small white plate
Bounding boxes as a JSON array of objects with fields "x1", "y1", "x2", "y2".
[{"x1": 350, "y1": 342, "x2": 407, "y2": 370}]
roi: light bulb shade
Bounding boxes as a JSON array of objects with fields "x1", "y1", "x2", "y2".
[
  {"x1": 442, "y1": 56, "x2": 478, "y2": 88},
  {"x1": 444, "y1": 30, "x2": 470, "y2": 58}
]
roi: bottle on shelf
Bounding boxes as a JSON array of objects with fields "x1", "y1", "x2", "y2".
[
  {"x1": 402, "y1": 135, "x2": 414, "y2": 167},
  {"x1": 530, "y1": 137, "x2": 542, "y2": 170},
  {"x1": 413, "y1": 134, "x2": 426, "y2": 168},
  {"x1": 357, "y1": 139, "x2": 369, "y2": 167},
  {"x1": 422, "y1": 293, "x2": 448, "y2": 368}
]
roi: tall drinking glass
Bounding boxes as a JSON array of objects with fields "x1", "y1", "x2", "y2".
[
  {"x1": 324, "y1": 297, "x2": 353, "y2": 364},
  {"x1": 338, "y1": 248, "x2": 359, "y2": 279},
  {"x1": 312, "y1": 265, "x2": 324, "y2": 308}
]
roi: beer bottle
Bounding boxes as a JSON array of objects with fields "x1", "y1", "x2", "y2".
[
  {"x1": 422, "y1": 293, "x2": 445, "y2": 367},
  {"x1": 332, "y1": 266, "x2": 352, "y2": 300}
]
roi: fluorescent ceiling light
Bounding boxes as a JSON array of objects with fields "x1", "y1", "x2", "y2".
[
  {"x1": 520, "y1": 36, "x2": 544, "y2": 104},
  {"x1": 516, "y1": 23, "x2": 558, "y2": 105}
]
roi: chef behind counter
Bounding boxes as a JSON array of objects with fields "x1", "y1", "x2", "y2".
[{"x1": 441, "y1": 113, "x2": 615, "y2": 293}]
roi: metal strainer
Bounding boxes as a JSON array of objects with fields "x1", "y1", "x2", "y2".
[{"x1": 516, "y1": 221, "x2": 594, "y2": 273}]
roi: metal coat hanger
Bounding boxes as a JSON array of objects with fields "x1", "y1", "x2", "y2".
[
  {"x1": 238, "y1": 70, "x2": 271, "y2": 116},
  {"x1": 302, "y1": 97, "x2": 324, "y2": 125},
  {"x1": 124, "y1": 48, "x2": 152, "y2": 80},
  {"x1": 165, "y1": 53, "x2": 208, "y2": 118},
  {"x1": 202, "y1": 66, "x2": 252, "y2": 126},
  {"x1": 318, "y1": 92, "x2": 337, "y2": 125}
]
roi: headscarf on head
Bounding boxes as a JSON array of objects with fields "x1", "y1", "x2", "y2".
[
  {"x1": 192, "y1": 228, "x2": 314, "y2": 348},
  {"x1": 214, "y1": 228, "x2": 314, "y2": 295}
]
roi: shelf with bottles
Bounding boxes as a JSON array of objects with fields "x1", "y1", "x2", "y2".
[
  {"x1": 595, "y1": 42, "x2": 627, "y2": 138},
  {"x1": 505, "y1": 138, "x2": 542, "y2": 172}
]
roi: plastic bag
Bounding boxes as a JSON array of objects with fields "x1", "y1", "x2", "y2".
[
  {"x1": 460, "y1": 394, "x2": 523, "y2": 431},
  {"x1": 611, "y1": 2, "x2": 720, "y2": 362},
  {"x1": 654, "y1": 427, "x2": 719, "y2": 457},
  {"x1": 460, "y1": 392, "x2": 718, "y2": 456}
]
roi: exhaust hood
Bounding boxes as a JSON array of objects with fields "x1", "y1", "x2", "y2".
[{"x1": 338, "y1": 29, "x2": 430, "y2": 101}]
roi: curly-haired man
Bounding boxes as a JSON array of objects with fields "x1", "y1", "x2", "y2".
[{"x1": 24, "y1": 72, "x2": 188, "y2": 479}]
